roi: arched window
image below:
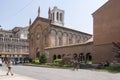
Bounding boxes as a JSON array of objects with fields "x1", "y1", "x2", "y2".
[
  {"x1": 43, "y1": 29, "x2": 48, "y2": 46},
  {"x1": 57, "y1": 31, "x2": 62, "y2": 46},
  {"x1": 53, "y1": 13, "x2": 54, "y2": 21},
  {"x1": 58, "y1": 37, "x2": 62, "y2": 46},
  {"x1": 77, "y1": 35, "x2": 81, "y2": 43},
  {"x1": 51, "y1": 14, "x2": 52, "y2": 20},
  {"x1": 73, "y1": 34, "x2": 76, "y2": 44},
  {"x1": 63, "y1": 33, "x2": 68, "y2": 45},
  {"x1": 60, "y1": 13, "x2": 62, "y2": 21},
  {"x1": 57, "y1": 12, "x2": 59, "y2": 21},
  {"x1": 69, "y1": 38, "x2": 73, "y2": 44},
  {"x1": 68, "y1": 34, "x2": 73, "y2": 44},
  {"x1": 50, "y1": 30, "x2": 57, "y2": 47}
]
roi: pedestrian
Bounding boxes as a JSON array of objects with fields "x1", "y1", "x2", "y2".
[
  {"x1": 73, "y1": 60, "x2": 79, "y2": 70},
  {"x1": 5, "y1": 59, "x2": 14, "y2": 76}
]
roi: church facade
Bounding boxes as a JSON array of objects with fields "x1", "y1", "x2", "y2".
[{"x1": 29, "y1": 6, "x2": 92, "y2": 63}]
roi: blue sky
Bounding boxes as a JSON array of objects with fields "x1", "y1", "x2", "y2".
[{"x1": 0, "y1": 0, "x2": 108, "y2": 34}]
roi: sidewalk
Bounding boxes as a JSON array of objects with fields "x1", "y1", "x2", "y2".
[{"x1": 0, "y1": 68, "x2": 38, "y2": 80}]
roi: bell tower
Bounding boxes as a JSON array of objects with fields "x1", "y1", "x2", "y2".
[{"x1": 49, "y1": 6, "x2": 64, "y2": 26}]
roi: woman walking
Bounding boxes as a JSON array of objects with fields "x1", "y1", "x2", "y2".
[{"x1": 5, "y1": 59, "x2": 13, "y2": 76}]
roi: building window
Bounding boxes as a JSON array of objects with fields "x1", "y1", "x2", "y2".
[
  {"x1": 0, "y1": 34, "x2": 3, "y2": 37},
  {"x1": 77, "y1": 39, "x2": 80, "y2": 43},
  {"x1": 58, "y1": 37, "x2": 62, "y2": 46},
  {"x1": 57, "y1": 12, "x2": 59, "y2": 21},
  {"x1": 53, "y1": 13, "x2": 54, "y2": 21},
  {"x1": 60, "y1": 13, "x2": 62, "y2": 21},
  {"x1": 51, "y1": 14, "x2": 52, "y2": 20},
  {"x1": 69, "y1": 38, "x2": 73, "y2": 44}
]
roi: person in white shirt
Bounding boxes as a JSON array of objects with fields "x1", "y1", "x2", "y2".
[{"x1": 5, "y1": 59, "x2": 13, "y2": 76}]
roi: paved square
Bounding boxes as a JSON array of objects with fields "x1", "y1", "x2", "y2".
[{"x1": 1, "y1": 65, "x2": 120, "y2": 80}]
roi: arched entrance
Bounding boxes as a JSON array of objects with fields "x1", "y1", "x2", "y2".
[
  {"x1": 79, "y1": 53, "x2": 85, "y2": 63},
  {"x1": 86, "y1": 53, "x2": 92, "y2": 64},
  {"x1": 53, "y1": 55, "x2": 57, "y2": 61},
  {"x1": 58, "y1": 55, "x2": 61, "y2": 59},
  {"x1": 36, "y1": 48, "x2": 40, "y2": 58}
]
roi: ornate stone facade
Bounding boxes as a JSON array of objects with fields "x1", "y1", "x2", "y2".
[{"x1": 0, "y1": 27, "x2": 29, "y2": 62}]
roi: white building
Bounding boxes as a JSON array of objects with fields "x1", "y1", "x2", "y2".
[{"x1": 0, "y1": 27, "x2": 29, "y2": 63}]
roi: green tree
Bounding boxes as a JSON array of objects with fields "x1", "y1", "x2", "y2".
[{"x1": 39, "y1": 53, "x2": 47, "y2": 64}]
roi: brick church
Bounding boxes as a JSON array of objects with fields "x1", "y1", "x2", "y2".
[
  {"x1": 29, "y1": 6, "x2": 92, "y2": 63},
  {"x1": 29, "y1": 0, "x2": 120, "y2": 63}
]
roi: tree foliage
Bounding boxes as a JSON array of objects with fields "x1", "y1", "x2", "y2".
[{"x1": 39, "y1": 53, "x2": 47, "y2": 64}]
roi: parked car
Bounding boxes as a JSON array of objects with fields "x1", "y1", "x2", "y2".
[{"x1": 0, "y1": 58, "x2": 2, "y2": 66}]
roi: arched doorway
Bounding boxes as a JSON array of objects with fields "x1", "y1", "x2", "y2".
[
  {"x1": 36, "y1": 52, "x2": 40, "y2": 58},
  {"x1": 58, "y1": 55, "x2": 61, "y2": 59},
  {"x1": 86, "y1": 53, "x2": 92, "y2": 64},
  {"x1": 36, "y1": 48, "x2": 40, "y2": 58},
  {"x1": 53, "y1": 55, "x2": 57, "y2": 61},
  {"x1": 79, "y1": 53, "x2": 85, "y2": 63}
]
